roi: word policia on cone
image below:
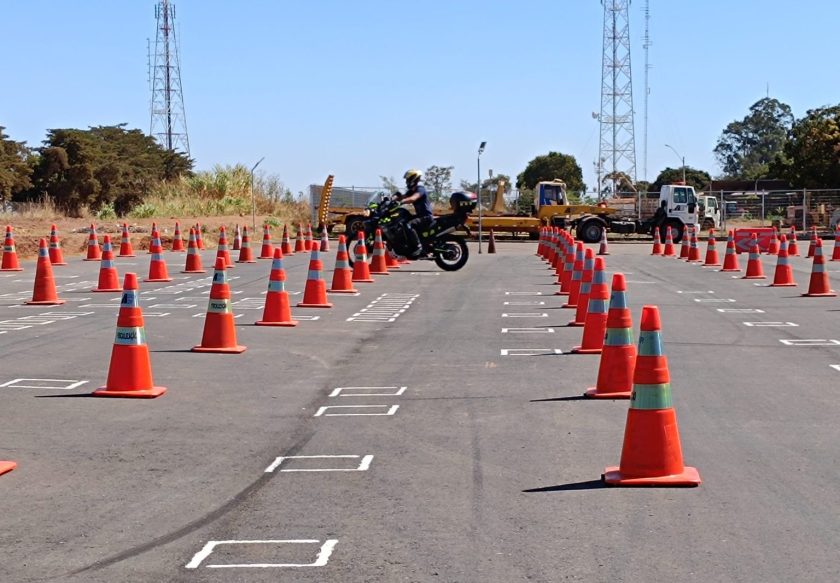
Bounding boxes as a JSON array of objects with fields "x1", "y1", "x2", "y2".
[
  {"x1": 256, "y1": 249, "x2": 297, "y2": 327},
  {"x1": 25, "y1": 239, "x2": 65, "y2": 305},
  {"x1": 193, "y1": 258, "x2": 246, "y2": 353},
  {"x1": 92, "y1": 273, "x2": 166, "y2": 398},
  {"x1": 49, "y1": 224, "x2": 67, "y2": 265},
  {"x1": 603, "y1": 305, "x2": 701, "y2": 487}
]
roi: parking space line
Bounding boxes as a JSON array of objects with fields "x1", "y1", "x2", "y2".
[
  {"x1": 264, "y1": 454, "x2": 374, "y2": 473},
  {"x1": 185, "y1": 539, "x2": 338, "y2": 569},
  {"x1": 743, "y1": 322, "x2": 798, "y2": 327},
  {"x1": 779, "y1": 339, "x2": 840, "y2": 346},
  {"x1": 501, "y1": 328, "x2": 555, "y2": 333},
  {"x1": 329, "y1": 386, "x2": 407, "y2": 397},
  {"x1": 313, "y1": 405, "x2": 399, "y2": 417},
  {"x1": 500, "y1": 348, "x2": 563, "y2": 356}
]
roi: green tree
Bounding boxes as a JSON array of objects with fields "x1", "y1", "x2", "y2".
[
  {"x1": 516, "y1": 152, "x2": 585, "y2": 194},
  {"x1": 770, "y1": 104, "x2": 840, "y2": 188},
  {"x1": 650, "y1": 167, "x2": 711, "y2": 192},
  {"x1": 424, "y1": 165, "x2": 453, "y2": 202},
  {"x1": 714, "y1": 97, "x2": 793, "y2": 179},
  {"x1": 0, "y1": 126, "x2": 33, "y2": 202}
]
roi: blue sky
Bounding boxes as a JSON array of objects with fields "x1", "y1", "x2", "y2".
[{"x1": 2, "y1": 1, "x2": 838, "y2": 195}]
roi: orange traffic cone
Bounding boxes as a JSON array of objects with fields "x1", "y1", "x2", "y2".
[
  {"x1": 585, "y1": 273, "x2": 634, "y2": 398},
  {"x1": 329, "y1": 235, "x2": 358, "y2": 293},
  {"x1": 48, "y1": 224, "x2": 67, "y2": 265},
  {"x1": 553, "y1": 231, "x2": 569, "y2": 280},
  {"x1": 0, "y1": 459, "x2": 14, "y2": 477},
  {"x1": 216, "y1": 226, "x2": 234, "y2": 268},
  {"x1": 487, "y1": 230, "x2": 497, "y2": 254},
  {"x1": 25, "y1": 239, "x2": 65, "y2": 305},
  {"x1": 385, "y1": 249, "x2": 401, "y2": 269},
  {"x1": 603, "y1": 305, "x2": 701, "y2": 487},
  {"x1": 305, "y1": 224, "x2": 314, "y2": 250},
  {"x1": 145, "y1": 230, "x2": 172, "y2": 282},
  {"x1": 702, "y1": 230, "x2": 721, "y2": 267},
  {"x1": 788, "y1": 227, "x2": 800, "y2": 256},
  {"x1": 280, "y1": 224, "x2": 293, "y2": 255},
  {"x1": 561, "y1": 243, "x2": 585, "y2": 307},
  {"x1": 297, "y1": 247, "x2": 333, "y2": 308},
  {"x1": 83, "y1": 223, "x2": 102, "y2": 261},
  {"x1": 369, "y1": 229, "x2": 390, "y2": 275},
  {"x1": 147, "y1": 222, "x2": 157, "y2": 253},
  {"x1": 832, "y1": 225, "x2": 840, "y2": 261},
  {"x1": 742, "y1": 235, "x2": 766, "y2": 279},
  {"x1": 767, "y1": 227, "x2": 779, "y2": 255},
  {"x1": 686, "y1": 227, "x2": 702, "y2": 262},
  {"x1": 807, "y1": 226, "x2": 817, "y2": 258},
  {"x1": 802, "y1": 239, "x2": 836, "y2": 297},
  {"x1": 720, "y1": 230, "x2": 741, "y2": 272},
  {"x1": 193, "y1": 258, "x2": 246, "y2": 353},
  {"x1": 536, "y1": 228, "x2": 546, "y2": 258},
  {"x1": 598, "y1": 229, "x2": 609, "y2": 255},
  {"x1": 92, "y1": 235, "x2": 121, "y2": 292},
  {"x1": 544, "y1": 229, "x2": 557, "y2": 265},
  {"x1": 678, "y1": 226, "x2": 690, "y2": 259},
  {"x1": 92, "y1": 273, "x2": 167, "y2": 398},
  {"x1": 651, "y1": 227, "x2": 663, "y2": 255},
  {"x1": 557, "y1": 237, "x2": 576, "y2": 295},
  {"x1": 351, "y1": 231, "x2": 375, "y2": 283},
  {"x1": 572, "y1": 257, "x2": 609, "y2": 354},
  {"x1": 195, "y1": 223, "x2": 206, "y2": 250},
  {"x1": 662, "y1": 226, "x2": 676, "y2": 257},
  {"x1": 771, "y1": 235, "x2": 796, "y2": 287},
  {"x1": 182, "y1": 228, "x2": 206, "y2": 274},
  {"x1": 255, "y1": 249, "x2": 297, "y2": 326},
  {"x1": 236, "y1": 226, "x2": 256, "y2": 263},
  {"x1": 570, "y1": 248, "x2": 595, "y2": 326},
  {"x1": 320, "y1": 228, "x2": 330, "y2": 253},
  {"x1": 294, "y1": 224, "x2": 306, "y2": 253},
  {"x1": 258, "y1": 224, "x2": 274, "y2": 259},
  {"x1": 232, "y1": 224, "x2": 242, "y2": 251},
  {"x1": 171, "y1": 221, "x2": 185, "y2": 252},
  {"x1": 118, "y1": 223, "x2": 135, "y2": 257}
]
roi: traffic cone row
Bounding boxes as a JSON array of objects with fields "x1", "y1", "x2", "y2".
[
  {"x1": 93, "y1": 236, "x2": 121, "y2": 292},
  {"x1": 84, "y1": 224, "x2": 102, "y2": 261},
  {"x1": 585, "y1": 273, "x2": 634, "y2": 399},
  {"x1": 571, "y1": 257, "x2": 609, "y2": 354},
  {"x1": 182, "y1": 228, "x2": 206, "y2": 273},
  {"x1": 49, "y1": 224, "x2": 67, "y2": 265},
  {"x1": 119, "y1": 223, "x2": 136, "y2": 257},
  {"x1": 172, "y1": 221, "x2": 185, "y2": 252},
  {"x1": 569, "y1": 248, "x2": 594, "y2": 326},
  {"x1": 236, "y1": 226, "x2": 255, "y2": 263},
  {"x1": 259, "y1": 224, "x2": 274, "y2": 259}
]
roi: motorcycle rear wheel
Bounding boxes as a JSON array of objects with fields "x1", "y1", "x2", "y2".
[{"x1": 433, "y1": 236, "x2": 469, "y2": 271}]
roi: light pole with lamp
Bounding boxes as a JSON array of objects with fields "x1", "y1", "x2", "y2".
[
  {"x1": 664, "y1": 144, "x2": 686, "y2": 183},
  {"x1": 477, "y1": 141, "x2": 486, "y2": 254},
  {"x1": 250, "y1": 157, "x2": 265, "y2": 232}
]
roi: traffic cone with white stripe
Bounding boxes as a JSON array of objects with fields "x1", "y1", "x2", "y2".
[
  {"x1": 802, "y1": 239, "x2": 836, "y2": 297},
  {"x1": 259, "y1": 224, "x2": 274, "y2": 259},
  {"x1": 93, "y1": 235, "x2": 121, "y2": 292},
  {"x1": 255, "y1": 249, "x2": 297, "y2": 327},
  {"x1": 305, "y1": 224, "x2": 314, "y2": 250},
  {"x1": 118, "y1": 223, "x2": 135, "y2": 257},
  {"x1": 195, "y1": 223, "x2": 206, "y2": 250},
  {"x1": 297, "y1": 247, "x2": 333, "y2": 308},
  {"x1": 232, "y1": 224, "x2": 241, "y2": 251},
  {"x1": 603, "y1": 305, "x2": 701, "y2": 487},
  {"x1": 281, "y1": 224, "x2": 293, "y2": 255},
  {"x1": 788, "y1": 227, "x2": 800, "y2": 256},
  {"x1": 171, "y1": 221, "x2": 185, "y2": 252},
  {"x1": 25, "y1": 238, "x2": 64, "y2": 305},
  {"x1": 48, "y1": 224, "x2": 67, "y2": 265},
  {"x1": 767, "y1": 227, "x2": 779, "y2": 255},
  {"x1": 84, "y1": 223, "x2": 101, "y2": 261},
  {"x1": 572, "y1": 257, "x2": 609, "y2": 354},
  {"x1": 663, "y1": 226, "x2": 676, "y2": 257},
  {"x1": 351, "y1": 231, "x2": 375, "y2": 283},
  {"x1": 651, "y1": 227, "x2": 663, "y2": 255},
  {"x1": 720, "y1": 230, "x2": 741, "y2": 272},
  {"x1": 369, "y1": 229, "x2": 390, "y2": 275},
  {"x1": 832, "y1": 225, "x2": 840, "y2": 261},
  {"x1": 385, "y1": 249, "x2": 401, "y2": 269},
  {"x1": 92, "y1": 273, "x2": 167, "y2": 398},
  {"x1": 294, "y1": 224, "x2": 306, "y2": 253},
  {"x1": 807, "y1": 226, "x2": 817, "y2": 258},
  {"x1": 192, "y1": 258, "x2": 247, "y2": 353},
  {"x1": 329, "y1": 235, "x2": 358, "y2": 293},
  {"x1": 598, "y1": 229, "x2": 610, "y2": 255},
  {"x1": 561, "y1": 243, "x2": 585, "y2": 307},
  {"x1": 687, "y1": 227, "x2": 702, "y2": 262},
  {"x1": 702, "y1": 230, "x2": 721, "y2": 267},
  {"x1": 145, "y1": 230, "x2": 172, "y2": 282},
  {"x1": 678, "y1": 226, "x2": 690, "y2": 259},
  {"x1": 742, "y1": 235, "x2": 766, "y2": 279},
  {"x1": 216, "y1": 226, "x2": 234, "y2": 268},
  {"x1": 553, "y1": 231, "x2": 569, "y2": 281},
  {"x1": 537, "y1": 228, "x2": 547, "y2": 258},
  {"x1": 771, "y1": 235, "x2": 796, "y2": 287},
  {"x1": 1, "y1": 226, "x2": 23, "y2": 271},
  {"x1": 319, "y1": 228, "x2": 330, "y2": 253},
  {"x1": 557, "y1": 237, "x2": 575, "y2": 295},
  {"x1": 570, "y1": 248, "x2": 595, "y2": 326},
  {"x1": 236, "y1": 226, "x2": 256, "y2": 263},
  {"x1": 182, "y1": 228, "x2": 206, "y2": 274},
  {"x1": 585, "y1": 273, "x2": 634, "y2": 398},
  {"x1": 147, "y1": 223, "x2": 157, "y2": 253}
]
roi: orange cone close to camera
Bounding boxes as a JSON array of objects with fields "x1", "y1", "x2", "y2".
[
  {"x1": 771, "y1": 235, "x2": 796, "y2": 287},
  {"x1": 281, "y1": 224, "x2": 293, "y2": 255},
  {"x1": 118, "y1": 223, "x2": 135, "y2": 257},
  {"x1": 651, "y1": 227, "x2": 662, "y2": 255},
  {"x1": 193, "y1": 258, "x2": 247, "y2": 353},
  {"x1": 802, "y1": 238, "x2": 836, "y2": 297},
  {"x1": 351, "y1": 231, "x2": 375, "y2": 283},
  {"x1": 297, "y1": 247, "x2": 333, "y2": 308},
  {"x1": 182, "y1": 228, "x2": 206, "y2": 273},
  {"x1": 84, "y1": 224, "x2": 102, "y2": 261},
  {"x1": 48, "y1": 224, "x2": 67, "y2": 265},
  {"x1": 702, "y1": 230, "x2": 721, "y2": 266},
  {"x1": 92, "y1": 235, "x2": 121, "y2": 292},
  {"x1": 570, "y1": 248, "x2": 594, "y2": 326},
  {"x1": 329, "y1": 235, "x2": 358, "y2": 293},
  {"x1": 584, "y1": 273, "x2": 635, "y2": 398},
  {"x1": 236, "y1": 226, "x2": 256, "y2": 263},
  {"x1": 603, "y1": 305, "x2": 701, "y2": 487},
  {"x1": 662, "y1": 226, "x2": 676, "y2": 257},
  {"x1": 369, "y1": 229, "x2": 390, "y2": 275},
  {"x1": 25, "y1": 239, "x2": 64, "y2": 305},
  {"x1": 171, "y1": 221, "x2": 185, "y2": 252},
  {"x1": 255, "y1": 249, "x2": 297, "y2": 326},
  {"x1": 742, "y1": 235, "x2": 766, "y2": 279},
  {"x1": 720, "y1": 230, "x2": 741, "y2": 272},
  {"x1": 572, "y1": 257, "x2": 609, "y2": 354},
  {"x1": 145, "y1": 230, "x2": 172, "y2": 282}
]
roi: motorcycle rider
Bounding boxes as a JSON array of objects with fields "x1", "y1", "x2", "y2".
[{"x1": 396, "y1": 169, "x2": 434, "y2": 258}]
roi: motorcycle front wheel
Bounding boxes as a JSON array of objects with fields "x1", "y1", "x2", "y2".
[{"x1": 433, "y1": 236, "x2": 469, "y2": 271}]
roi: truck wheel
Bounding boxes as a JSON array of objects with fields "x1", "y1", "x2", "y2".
[
  {"x1": 664, "y1": 221, "x2": 684, "y2": 243},
  {"x1": 577, "y1": 220, "x2": 604, "y2": 244},
  {"x1": 345, "y1": 216, "x2": 365, "y2": 238}
]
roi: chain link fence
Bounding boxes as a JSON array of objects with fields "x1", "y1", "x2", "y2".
[{"x1": 702, "y1": 189, "x2": 840, "y2": 234}]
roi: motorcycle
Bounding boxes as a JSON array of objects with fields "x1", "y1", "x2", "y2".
[{"x1": 347, "y1": 191, "x2": 478, "y2": 272}]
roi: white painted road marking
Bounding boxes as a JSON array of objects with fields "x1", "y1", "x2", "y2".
[
  {"x1": 0, "y1": 379, "x2": 88, "y2": 390},
  {"x1": 329, "y1": 386, "x2": 407, "y2": 397},
  {"x1": 501, "y1": 313, "x2": 548, "y2": 318},
  {"x1": 265, "y1": 454, "x2": 374, "y2": 473},
  {"x1": 503, "y1": 301, "x2": 546, "y2": 306},
  {"x1": 694, "y1": 298, "x2": 736, "y2": 303},
  {"x1": 779, "y1": 339, "x2": 840, "y2": 346},
  {"x1": 501, "y1": 328, "x2": 555, "y2": 333},
  {"x1": 743, "y1": 322, "x2": 798, "y2": 327},
  {"x1": 313, "y1": 405, "x2": 399, "y2": 417},
  {"x1": 717, "y1": 308, "x2": 765, "y2": 313},
  {"x1": 677, "y1": 290, "x2": 715, "y2": 294},
  {"x1": 500, "y1": 348, "x2": 563, "y2": 356},
  {"x1": 185, "y1": 539, "x2": 338, "y2": 569},
  {"x1": 505, "y1": 291, "x2": 543, "y2": 296}
]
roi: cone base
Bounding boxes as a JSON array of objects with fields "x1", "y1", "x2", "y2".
[
  {"x1": 584, "y1": 387, "x2": 632, "y2": 399},
  {"x1": 191, "y1": 345, "x2": 247, "y2": 354},
  {"x1": 0, "y1": 461, "x2": 15, "y2": 476},
  {"x1": 702, "y1": 263, "x2": 722, "y2": 267},
  {"x1": 598, "y1": 252, "x2": 610, "y2": 256},
  {"x1": 92, "y1": 287, "x2": 122, "y2": 293},
  {"x1": 255, "y1": 320, "x2": 298, "y2": 327},
  {"x1": 236, "y1": 259, "x2": 257, "y2": 264},
  {"x1": 719, "y1": 268, "x2": 740, "y2": 272},
  {"x1": 568, "y1": 321, "x2": 584, "y2": 327},
  {"x1": 296, "y1": 302, "x2": 333, "y2": 308},
  {"x1": 802, "y1": 291, "x2": 837, "y2": 297},
  {"x1": 352, "y1": 278, "x2": 375, "y2": 283},
  {"x1": 560, "y1": 303, "x2": 577, "y2": 309},
  {"x1": 770, "y1": 282, "x2": 797, "y2": 287},
  {"x1": 25, "y1": 299, "x2": 65, "y2": 305},
  {"x1": 328, "y1": 288, "x2": 359, "y2": 294},
  {"x1": 144, "y1": 277, "x2": 173, "y2": 282},
  {"x1": 181, "y1": 269, "x2": 207, "y2": 274},
  {"x1": 51, "y1": 262, "x2": 68, "y2": 266},
  {"x1": 0, "y1": 268, "x2": 23, "y2": 272},
  {"x1": 118, "y1": 254, "x2": 137, "y2": 258},
  {"x1": 369, "y1": 271, "x2": 390, "y2": 275},
  {"x1": 571, "y1": 346, "x2": 602, "y2": 354},
  {"x1": 742, "y1": 275, "x2": 767, "y2": 279},
  {"x1": 83, "y1": 258, "x2": 102, "y2": 262},
  {"x1": 258, "y1": 255, "x2": 274, "y2": 259},
  {"x1": 92, "y1": 386, "x2": 167, "y2": 399},
  {"x1": 603, "y1": 465, "x2": 701, "y2": 487}
]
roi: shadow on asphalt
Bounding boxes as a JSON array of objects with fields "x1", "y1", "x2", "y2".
[
  {"x1": 150, "y1": 349, "x2": 197, "y2": 353},
  {"x1": 523, "y1": 479, "x2": 608, "y2": 493},
  {"x1": 530, "y1": 396, "x2": 589, "y2": 402},
  {"x1": 35, "y1": 393, "x2": 93, "y2": 398}
]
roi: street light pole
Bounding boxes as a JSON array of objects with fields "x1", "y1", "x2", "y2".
[
  {"x1": 250, "y1": 157, "x2": 265, "y2": 232},
  {"x1": 477, "y1": 141, "x2": 486, "y2": 254},
  {"x1": 664, "y1": 144, "x2": 686, "y2": 183}
]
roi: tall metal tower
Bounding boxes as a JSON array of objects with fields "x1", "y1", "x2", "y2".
[
  {"x1": 642, "y1": 0, "x2": 651, "y2": 183},
  {"x1": 149, "y1": 0, "x2": 190, "y2": 156},
  {"x1": 598, "y1": 0, "x2": 637, "y2": 197}
]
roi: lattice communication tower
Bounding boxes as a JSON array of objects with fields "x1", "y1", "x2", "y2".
[{"x1": 149, "y1": 0, "x2": 190, "y2": 156}]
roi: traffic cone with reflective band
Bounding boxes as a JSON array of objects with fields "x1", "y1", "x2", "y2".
[
  {"x1": 294, "y1": 224, "x2": 306, "y2": 253},
  {"x1": 547, "y1": 229, "x2": 559, "y2": 265},
  {"x1": 570, "y1": 248, "x2": 595, "y2": 326},
  {"x1": 195, "y1": 223, "x2": 206, "y2": 250},
  {"x1": 557, "y1": 239, "x2": 576, "y2": 295},
  {"x1": 369, "y1": 229, "x2": 390, "y2": 275},
  {"x1": 788, "y1": 227, "x2": 800, "y2": 256},
  {"x1": 232, "y1": 224, "x2": 241, "y2": 251},
  {"x1": 678, "y1": 226, "x2": 690, "y2": 259},
  {"x1": 259, "y1": 224, "x2": 274, "y2": 259},
  {"x1": 767, "y1": 227, "x2": 779, "y2": 255},
  {"x1": 329, "y1": 235, "x2": 358, "y2": 293},
  {"x1": 687, "y1": 227, "x2": 702, "y2": 262},
  {"x1": 297, "y1": 247, "x2": 333, "y2": 308},
  {"x1": 536, "y1": 228, "x2": 547, "y2": 258},
  {"x1": 771, "y1": 235, "x2": 796, "y2": 287},
  {"x1": 93, "y1": 235, "x2": 121, "y2": 292},
  {"x1": 305, "y1": 224, "x2": 314, "y2": 251},
  {"x1": 802, "y1": 239, "x2": 836, "y2": 297},
  {"x1": 603, "y1": 305, "x2": 701, "y2": 487},
  {"x1": 255, "y1": 249, "x2": 297, "y2": 326},
  {"x1": 702, "y1": 230, "x2": 721, "y2": 266},
  {"x1": 598, "y1": 229, "x2": 609, "y2": 255},
  {"x1": 48, "y1": 224, "x2": 67, "y2": 265},
  {"x1": 1, "y1": 226, "x2": 23, "y2": 271},
  {"x1": 572, "y1": 257, "x2": 609, "y2": 354},
  {"x1": 351, "y1": 231, "x2": 375, "y2": 283},
  {"x1": 585, "y1": 273, "x2": 634, "y2": 398},
  {"x1": 171, "y1": 221, "x2": 185, "y2": 252},
  {"x1": 385, "y1": 249, "x2": 401, "y2": 269},
  {"x1": 720, "y1": 230, "x2": 741, "y2": 272},
  {"x1": 92, "y1": 273, "x2": 167, "y2": 398},
  {"x1": 561, "y1": 243, "x2": 585, "y2": 307},
  {"x1": 807, "y1": 226, "x2": 817, "y2": 258},
  {"x1": 832, "y1": 225, "x2": 840, "y2": 261},
  {"x1": 192, "y1": 258, "x2": 246, "y2": 353},
  {"x1": 487, "y1": 230, "x2": 497, "y2": 254},
  {"x1": 182, "y1": 228, "x2": 206, "y2": 274},
  {"x1": 281, "y1": 224, "x2": 293, "y2": 255},
  {"x1": 651, "y1": 227, "x2": 663, "y2": 255},
  {"x1": 84, "y1": 224, "x2": 101, "y2": 261},
  {"x1": 25, "y1": 239, "x2": 64, "y2": 305},
  {"x1": 216, "y1": 226, "x2": 234, "y2": 268},
  {"x1": 236, "y1": 226, "x2": 256, "y2": 263},
  {"x1": 118, "y1": 223, "x2": 135, "y2": 257},
  {"x1": 147, "y1": 223, "x2": 157, "y2": 253},
  {"x1": 553, "y1": 231, "x2": 569, "y2": 280},
  {"x1": 319, "y1": 228, "x2": 330, "y2": 252},
  {"x1": 663, "y1": 226, "x2": 676, "y2": 257},
  {"x1": 742, "y1": 235, "x2": 766, "y2": 279},
  {"x1": 145, "y1": 230, "x2": 172, "y2": 282}
]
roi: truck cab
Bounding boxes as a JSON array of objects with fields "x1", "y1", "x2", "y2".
[{"x1": 536, "y1": 180, "x2": 568, "y2": 208}]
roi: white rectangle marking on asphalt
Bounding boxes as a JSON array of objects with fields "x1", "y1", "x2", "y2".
[
  {"x1": 143, "y1": 312, "x2": 171, "y2": 317},
  {"x1": 329, "y1": 386, "x2": 407, "y2": 397},
  {"x1": 185, "y1": 539, "x2": 338, "y2": 569},
  {"x1": 503, "y1": 301, "x2": 546, "y2": 306},
  {"x1": 313, "y1": 405, "x2": 399, "y2": 417},
  {"x1": 294, "y1": 315, "x2": 321, "y2": 321},
  {"x1": 0, "y1": 379, "x2": 88, "y2": 390},
  {"x1": 694, "y1": 298, "x2": 736, "y2": 303},
  {"x1": 501, "y1": 328, "x2": 555, "y2": 333},
  {"x1": 150, "y1": 304, "x2": 196, "y2": 309},
  {"x1": 500, "y1": 348, "x2": 563, "y2": 356},
  {"x1": 501, "y1": 313, "x2": 549, "y2": 318},
  {"x1": 830, "y1": 365, "x2": 840, "y2": 372},
  {"x1": 743, "y1": 322, "x2": 798, "y2": 327},
  {"x1": 677, "y1": 290, "x2": 715, "y2": 294},
  {"x1": 779, "y1": 339, "x2": 840, "y2": 346},
  {"x1": 265, "y1": 454, "x2": 374, "y2": 473},
  {"x1": 717, "y1": 308, "x2": 765, "y2": 313},
  {"x1": 80, "y1": 303, "x2": 119, "y2": 308},
  {"x1": 505, "y1": 291, "x2": 543, "y2": 296}
]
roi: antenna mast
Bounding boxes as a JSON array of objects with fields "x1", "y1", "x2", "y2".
[
  {"x1": 643, "y1": 0, "x2": 651, "y2": 183},
  {"x1": 149, "y1": 0, "x2": 190, "y2": 156}
]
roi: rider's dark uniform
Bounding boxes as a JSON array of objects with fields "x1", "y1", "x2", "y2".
[{"x1": 404, "y1": 185, "x2": 434, "y2": 257}]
